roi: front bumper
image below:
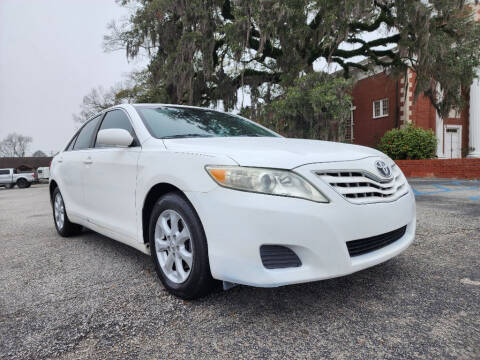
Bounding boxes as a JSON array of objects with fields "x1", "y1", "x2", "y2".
[{"x1": 186, "y1": 159, "x2": 416, "y2": 287}]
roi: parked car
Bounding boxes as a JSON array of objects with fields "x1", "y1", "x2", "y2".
[
  {"x1": 37, "y1": 166, "x2": 50, "y2": 181},
  {"x1": 49, "y1": 104, "x2": 416, "y2": 299},
  {"x1": 0, "y1": 168, "x2": 36, "y2": 189}
]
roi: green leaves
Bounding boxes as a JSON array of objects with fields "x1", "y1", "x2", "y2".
[
  {"x1": 377, "y1": 125, "x2": 437, "y2": 160},
  {"x1": 98, "y1": 0, "x2": 480, "y2": 140},
  {"x1": 395, "y1": 0, "x2": 480, "y2": 118},
  {"x1": 253, "y1": 72, "x2": 353, "y2": 141}
]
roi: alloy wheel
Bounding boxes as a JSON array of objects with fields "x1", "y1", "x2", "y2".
[
  {"x1": 154, "y1": 209, "x2": 193, "y2": 284},
  {"x1": 54, "y1": 192, "x2": 65, "y2": 230}
]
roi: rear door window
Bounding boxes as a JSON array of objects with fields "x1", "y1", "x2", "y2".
[{"x1": 73, "y1": 115, "x2": 102, "y2": 150}]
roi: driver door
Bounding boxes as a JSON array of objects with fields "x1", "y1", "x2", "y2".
[{"x1": 82, "y1": 109, "x2": 141, "y2": 243}]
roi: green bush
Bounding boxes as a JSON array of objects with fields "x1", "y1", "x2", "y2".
[{"x1": 377, "y1": 125, "x2": 437, "y2": 160}]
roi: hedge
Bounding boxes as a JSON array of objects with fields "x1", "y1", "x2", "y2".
[{"x1": 377, "y1": 125, "x2": 437, "y2": 160}]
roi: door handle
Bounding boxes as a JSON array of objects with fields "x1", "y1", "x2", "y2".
[
  {"x1": 83, "y1": 157, "x2": 93, "y2": 165},
  {"x1": 57, "y1": 158, "x2": 63, "y2": 163}
]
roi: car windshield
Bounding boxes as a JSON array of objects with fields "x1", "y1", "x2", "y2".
[{"x1": 134, "y1": 106, "x2": 279, "y2": 139}]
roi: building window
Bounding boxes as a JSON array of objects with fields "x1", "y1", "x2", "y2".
[{"x1": 373, "y1": 98, "x2": 389, "y2": 118}]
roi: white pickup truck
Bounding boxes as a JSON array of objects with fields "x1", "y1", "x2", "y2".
[{"x1": 0, "y1": 168, "x2": 37, "y2": 189}]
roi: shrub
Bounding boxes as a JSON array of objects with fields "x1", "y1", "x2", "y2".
[{"x1": 377, "y1": 125, "x2": 437, "y2": 160}]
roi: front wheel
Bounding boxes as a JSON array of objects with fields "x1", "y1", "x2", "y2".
[
  {"x1": 52, "y1": 187, "x2": 82, "y2": 237},
  {"x1": 149, "y1": 193, "x2": 217, "y2": 300}
]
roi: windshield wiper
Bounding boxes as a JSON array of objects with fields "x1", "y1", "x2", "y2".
[{"x1": 161, "y1": 134, "x2": 214, "y2": 139}]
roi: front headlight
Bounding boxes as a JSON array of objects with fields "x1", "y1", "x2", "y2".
[{"x1": 205, "y1": 166, "x2": 329, "y2": 203}]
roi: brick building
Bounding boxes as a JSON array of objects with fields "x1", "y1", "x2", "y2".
[
  {"x1": 0, "y1": 157, "x2": 52, "y2": 172},
  {"x1": 347, "y1": 2, "x2": 480, "y2": 159}
]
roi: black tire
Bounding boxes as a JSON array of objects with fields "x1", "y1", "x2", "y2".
[
  {"x1": 5, "y1": 183, "x2": 14, "y2": 189},
  {"x1": 52, "y1": 187, "x2": 82, "y2": 237},
  {"x1": 149, "y1": 192, "x2": 217, "y2": 300},
  {"x1": 16, "y1": 178, "x2": 28, "y2": 188}
]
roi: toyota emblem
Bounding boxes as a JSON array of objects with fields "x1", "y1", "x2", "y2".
[{"x1": 375, "y1": 160, "x2": 391, "y2": 178}]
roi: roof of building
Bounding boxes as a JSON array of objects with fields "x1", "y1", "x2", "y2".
[{"x1": 0, "y1": 157, "x2": 52, "y2": 170}]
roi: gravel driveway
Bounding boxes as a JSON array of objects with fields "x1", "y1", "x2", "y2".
[{"x1": 1, "y1": 181, "x2": 479, "y2": 359}]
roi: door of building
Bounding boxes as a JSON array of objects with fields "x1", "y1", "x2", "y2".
[{"x1": 444, "y1": 125, "x2": 462, "y2": 158}]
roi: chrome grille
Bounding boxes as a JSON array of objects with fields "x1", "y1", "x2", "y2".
[{"x1": 315, "y1": 165, "x2": 408, "y2": 204}]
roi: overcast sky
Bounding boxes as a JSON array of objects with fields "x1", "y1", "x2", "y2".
[{"x1": 0, "y1": 0, "x2": 143, "y2": 155}]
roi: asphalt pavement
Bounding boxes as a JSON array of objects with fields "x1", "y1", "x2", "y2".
[{"x1": 0, "y1": 181, "x2": 479, "y2": 359}]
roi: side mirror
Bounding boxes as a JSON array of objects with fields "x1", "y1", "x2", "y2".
[{"x1": 96, "y1": 129, "x2": 134, "y2": 147}]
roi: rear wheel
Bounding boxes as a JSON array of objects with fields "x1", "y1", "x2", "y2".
[
  {"x1": 149, "y1": 192, "x2": 216, "y2": 299},
  {"x1": 52, "y1": 187, "x2": 82, "y2": 237},
  {"x1": 16, "y1": 178, "x2": 28, "y2": 188}
]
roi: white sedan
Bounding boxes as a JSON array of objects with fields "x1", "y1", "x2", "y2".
[{"x1": 50, "y1": 104, "x2": 415, "y2": 299}]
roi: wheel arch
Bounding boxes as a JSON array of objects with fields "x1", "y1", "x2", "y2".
[
  {"x1": 142, "y1": 182, "x2": 191, "y2": 244},
  {"x1": 49, "y1": 180, "x2": 58, "y2": 202}
]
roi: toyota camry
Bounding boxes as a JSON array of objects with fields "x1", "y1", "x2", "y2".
[{"x1": 49, "y1": 104, "x2": 416, "y2": 299}]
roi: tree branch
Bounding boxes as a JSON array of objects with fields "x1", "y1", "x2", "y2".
[{"x1": 231, "y1": 69, "x2": 282, "y2": 87}]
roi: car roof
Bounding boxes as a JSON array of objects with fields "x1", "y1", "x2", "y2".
[
  {"x1": 84, "y1": 103, "x2": 226, "y2": 125},
  {"x1": 130, "y1": 103, "x2": 223, "y2": 111}
]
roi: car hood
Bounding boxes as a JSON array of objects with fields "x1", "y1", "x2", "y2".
[{"x1": 163, "y1": 137, "x2": 384, "y2": 169}]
